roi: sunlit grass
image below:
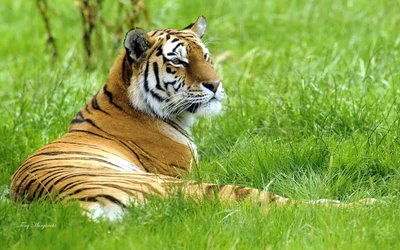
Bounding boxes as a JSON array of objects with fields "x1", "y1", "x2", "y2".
[{"x1": 1, "y1": 0, "x2": 400, "y2": 249}]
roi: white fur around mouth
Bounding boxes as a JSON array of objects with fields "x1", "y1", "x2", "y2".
[
  {"x1": 214, "y1": 92, "x2": 224, "y2": 101},
  {"x1": 214, "y1": 84, "x2": 225, "y2": 101}
]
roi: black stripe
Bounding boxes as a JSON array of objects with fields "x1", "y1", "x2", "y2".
[
  {"x1": 152, "y1": 62, "x2": 167, "y2": 101},
  {"x1": 76, "y1": 111, "x2": 84, "y2": 119},
  {"x1": 70, "y1": 118, "x2": 85, "y2": 124},
  {"x1": 68, "y1": 129, "x2": 111, "y2": 139},
  {"x1": 57, "y1": 175, "x2": 106, "y2": 195},
  {"x1": 233, "y1": 187, "x2": 252, "y2": 200},
  {"x1": 187, "y1": 103, "x2": 200, "y2": 113},
  {"x1": 85, "y1": 104, "x2": 92, "y2": 114},
  {"x1": 155, "y1": 45, "x2": 163, "y2": 56},
  {"x1": 49, "y1": 173, "x2": 137, "y2": 200},
  {"x1": 169, "y1": 31, "x2": 194, "y2": 37},
  {"x1": 168, "y1": 32, "x2": 195, "y2": 39},
  {"x1": 79, "y1": 194, "x2": 126, "y2": 208},
  {"x1": 153, "y1": 62, "x2": 163, "y2": 91},
  {"x1": 34, "y1": 170, "x2": 72, "y2": 199},
  {"x1": 172, "y1": 43, "x2": 183, "y2": 52},
  {"x1": 144, "y1": 62, "x2": 150, "y2": 92},
  {"x1": 57, "y1": 174, "x2": 142, "y2": 195},
  {"x1": 119, "y1": 140, "x2": 150, "y2": 172},
  {"x1": 21, "y1": 152, "x2": 103, "y2": 166},
  {"x1": 25, "y1": 154, "x2": 127, "y2": 170},
  {"x1": 176, "y1": 34, "x2": 195, "y2": 39},
  {"x1": 13, "y1": 162, "x2": 95, "y2": 197},
  {"x1": 205, "y1": 184, "x2": 221, "y2": 196},
  {"x1": 54, "y1": 175, "x2": 136, "y2": 204},
  {"x1": 51, "y1": 141, "x2": 120, "y2": 156},
  {"x1": 57, "y1": 180, "x2": 88, "y2": 196},
  {"x1": 166, "y1": 67, "x2": 176, "y2": 74},
  {"x1": 91, "y1": 93, "x2": 100, "y2": 109},
  {"x1": 143, "y1": 62, "x2": 166, "y2": 103},
  {"x1": 91, "y1": 92, "x2": 109, "y2": 115},
  {"x1": 164, "y1": 81, "x2": 180, "y2": 91},
  {"x1": 15, "y1": 163, "x2": 88, "y2": 196},
  {"x1": 49, "y1": 142, "x2": 142, "y2": 168},
  {"x1": 103, "y1": 85, "x2": 123, "y2": 111},
  {"x1": 162, "y1": 55, "x2": 168, "y2": 64},
  {"x1": 150, "y1": 90, "x2": 165, "y2": 102},
  {"x1": 70, "y1": 117, "x2": 104, "y2": 132},
  {"x1": 44, "y1": 137, "x2": 146, "y2": 174}
]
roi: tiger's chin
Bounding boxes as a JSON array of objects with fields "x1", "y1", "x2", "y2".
[
  {"x1": 172, "y1": 99, "x2": 222, "y2": 129},
  {"x1": 193, "y1": 98, "x2": 223, "y2": 117}
]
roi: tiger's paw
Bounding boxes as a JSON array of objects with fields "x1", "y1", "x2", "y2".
[
  {"x1": 307, "y1": 198, "x2": 341, "y2": 204},
  {"x1": 353, "y1": 198, "x2": 379, "y2": 205},
  {"x1": 306, "y1": 198, "x2": 379, "y2": 207}
]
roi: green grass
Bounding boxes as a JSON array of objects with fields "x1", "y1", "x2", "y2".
[{"x1": 1, "y1": 0, "x2": 400, "y2": 249}]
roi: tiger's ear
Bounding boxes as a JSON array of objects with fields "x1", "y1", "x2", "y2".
[
  {"x1": 183, "y1": 16, "x2": 207, "y2": 38},
  {"x1": 124, "y1": 28, "x2": 152, "y2": 63}
]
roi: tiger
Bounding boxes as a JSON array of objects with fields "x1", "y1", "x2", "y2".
[{"x1": 10, "y1": 16, "x2": 374, "y2": 221}]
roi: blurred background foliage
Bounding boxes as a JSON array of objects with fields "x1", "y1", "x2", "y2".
[{"x1": 36, "y1": 0, "x2": 151, "y2": 65}]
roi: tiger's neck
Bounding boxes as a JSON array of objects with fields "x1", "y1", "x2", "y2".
[{"x1": 170, "y1": 112, "x2": 196, "y2": 132}]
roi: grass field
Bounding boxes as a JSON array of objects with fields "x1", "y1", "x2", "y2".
[{"x1": 1, "y1": 0, "x2": 400, "y2": 249}]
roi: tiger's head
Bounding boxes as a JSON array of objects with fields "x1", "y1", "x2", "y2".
[{"x1": 123, "y1": 16, "x2": 224, "y2": 127}]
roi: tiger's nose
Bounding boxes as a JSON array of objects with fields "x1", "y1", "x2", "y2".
[{"x1": 202, "y1": 80, "x2": 221, "y2": 93}]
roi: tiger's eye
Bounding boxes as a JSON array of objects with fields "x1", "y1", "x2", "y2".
[{"x1": 170, "y1": 58, "x2": 180, "y2": 65}]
